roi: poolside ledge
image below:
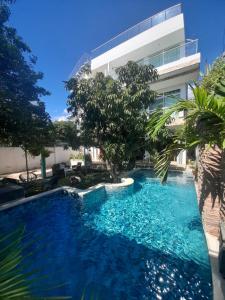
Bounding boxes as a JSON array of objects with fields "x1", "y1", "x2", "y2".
[
  {"x1": 0, "y1": 178, "x2": 134, "y2": 211},
  {"x1": 77, "y1": 177, "x2": 134, "y2": 197}
]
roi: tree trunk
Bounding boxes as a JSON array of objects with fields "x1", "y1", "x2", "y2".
[
  {"x1": 24, "y1": 149, "x2": 29, "y2": 181},
  {"x1": 220, "y1": 150, "x2": 225, "y2": 221},
  {"x1": 105, "y1": 159, "x2": 120, "y2": 183},
  {"x1": 99, "y1": 146, "x2": 121, "y2": 183},
  {"x1": 40, "y1": 153, "x2": 46, "y2": 179},
  {"x1": 197, "y1": 145, "x2": 224, "y2": 235},
  {"x1": 83, "y1": 146, "x2": 86, "y2": 167}
]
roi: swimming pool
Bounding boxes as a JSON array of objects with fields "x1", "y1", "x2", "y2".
[{"x1": 0, "y1": 170, "x2": 212, "y2": 299}]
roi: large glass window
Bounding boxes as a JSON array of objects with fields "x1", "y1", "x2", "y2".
[
  {"x1": 149, "y1": 89, "x2": 181, "y2": 111},
  {"x1": 164, "y1": 89, "x2": 180, "y2": 108}
]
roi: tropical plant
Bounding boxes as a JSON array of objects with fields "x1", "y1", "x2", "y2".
[
  {"x1": 0, "y1": 227, "x2": 71, "y2": 299},
  {"x1": 215, "y1": 79, "x2": 225, "y2": 97},
  {"x1": 0, "y1": 227, "x2": 32, "y2": 299},
  {"x1": 201, "y1": 55, "x2": 225, "y2": 94},
  {"x1": 147, "y1": 86, "x2": 225, "y2": 218},
  {"x1": 66, "y1": 61, "x2": 158, "y2": 182},
  {"x1": 148, "y1": 87, "x2": 225, "y2": 178}
]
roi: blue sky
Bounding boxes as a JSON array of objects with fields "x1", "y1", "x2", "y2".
[{"x1": 9, "y1": 0, "x2": 225, "y2": 120}]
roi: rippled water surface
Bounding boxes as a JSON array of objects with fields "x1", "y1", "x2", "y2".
[{"x1": 0, "y1": 170, "x2": 212, "y2": 299}]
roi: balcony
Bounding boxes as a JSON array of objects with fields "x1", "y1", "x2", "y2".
[
  {"x1": 138, "y1": 40, "x2": 198, "y2": 69},
  {"x1": 149, "y1": 89, "x2": 185, "y2": 123},
  {"x1": 91, "y1": 4, "x2": 182, "y2": 59}
]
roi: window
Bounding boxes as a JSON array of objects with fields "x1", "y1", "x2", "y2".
[
  {"x1": 150, "y1": 89, "x2": 181, "y2": 111},
  {"x1": 164, "y1": 89, "x2": 180, "y2": 108}
]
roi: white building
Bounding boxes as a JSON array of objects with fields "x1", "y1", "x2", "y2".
[{"x1": 73, "y1": 4, "x2": 200, "y2": 166}]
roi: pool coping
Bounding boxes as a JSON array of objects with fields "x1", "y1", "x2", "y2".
[
  {"x1": 193, "y1": 180, "x2": 225, "y2": 300},
  {"x1": 0, "y1": 177, "x2": 134, "y2": 211}
]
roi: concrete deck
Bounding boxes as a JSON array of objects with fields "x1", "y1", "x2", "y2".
[
  {"x1": 194, "y1": 177, "x2": 225, "y2": 299},
  {"x1": 205, "y1": 233, "x2": 225, "y2": 300},
  {"x1": 1, "y1": 168, "x2": 53, "y2": 180}
]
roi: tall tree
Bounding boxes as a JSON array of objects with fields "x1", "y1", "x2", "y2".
[
  {"x1": 0, "y1": 1, "x2": 52, "y2": 179},
  {"x1": 53, "y1": 120, "x2": 80, "y2": 150},
  {"x1": 66, "y1": 61, "x2": 158, "y2": 182},
  {"x1": 201, "y1": 55, "x2": 225, "y2": 94}
]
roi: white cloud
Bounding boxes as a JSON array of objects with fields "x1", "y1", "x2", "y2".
[
  {"x1": 55, "y1": 115, "x2": 68, "y2": 121},
  {"x1": 52, "y1": 108, "x2": 70, "y2": 121}
]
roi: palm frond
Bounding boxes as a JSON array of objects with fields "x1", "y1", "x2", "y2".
[
  {"x1": 0, "y1": 228, "x2": 31, "y2": 299},
  {"x1": 0, "y1": 228, "x2": 72, "y2": 300},
  {"x1": 154, "y1": 143, "x2": 184, "y2": 182},
  {"x1": 147, "y1": 86, "x2": 225, "y2": 182}
]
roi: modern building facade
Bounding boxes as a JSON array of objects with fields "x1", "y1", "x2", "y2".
[{"x1": 74, "y1": 4, "x2": 201, "y2": 166}]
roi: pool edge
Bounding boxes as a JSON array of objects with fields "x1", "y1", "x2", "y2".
[{"x1": 0, "y1": 178, "x2": 134, "y2": 211}]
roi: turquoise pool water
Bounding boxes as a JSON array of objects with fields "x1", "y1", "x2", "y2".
[{"x1": 0, "y1": 170, "x2": 212, "y2": 299}]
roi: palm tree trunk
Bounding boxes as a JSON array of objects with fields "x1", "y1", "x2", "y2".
[
  {"x1": 220, "y1": 150, "x2": 225, "y2": 221},
  {"x1": 197, "y1": 145, "x2": 224, "y2": 235}
]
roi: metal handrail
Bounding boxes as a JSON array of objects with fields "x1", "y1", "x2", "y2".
[
  {"x1": 69, "y1": 53, "x2": 91, "y2": 78},
  {"x1": 91, "y1": 4, "x2": 182, "y2": 58}
]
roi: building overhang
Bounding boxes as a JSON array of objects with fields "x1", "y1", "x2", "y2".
[
  {"x1": 150, "y1": 53, "x2": 200, "y2": 91},
  {"x1": 91, "y1": 14, "x2": 185, "y2": 74}
]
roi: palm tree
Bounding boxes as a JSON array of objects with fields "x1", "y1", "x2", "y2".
[
  {"x1": 0, "y1": 228, "x2": 72, "y2": 299},
  {"x1": 147, "y1": 86, "x2": 225, "y2": 220}
]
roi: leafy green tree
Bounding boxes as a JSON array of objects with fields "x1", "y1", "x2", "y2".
[
  {"x1": 0, "y1": 1, "x2": 52, "y2": 179},
  {"x1": 54, "y1": 120, "x2": 80, "y2": 150},
  {"x1": 66, "y1": 61, "x2": 158, "y2": 182},
  {"x1": 201, "y1": 55, "x2": 225, "y2": 94}
]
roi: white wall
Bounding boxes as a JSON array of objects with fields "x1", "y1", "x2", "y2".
[
  {"x1": 0, "y1": 147, "x2": 78, "y2": 175},
  {"x1": 91, "y1": 14, "x2": 184, "y2": 73},
  {"x1": 176, "y1": 150, "x2": 187, "y2": 166}
]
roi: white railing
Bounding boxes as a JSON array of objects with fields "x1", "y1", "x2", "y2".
[
  {"x1": 91, "y1": 4, "x2": 182, "y2": 58},
  {"x1": 69, "y1": 53, "x2": 91, "y2": 78},
  {"x1": 139, "y1": 40, "x2": 198, "y2": 68}
]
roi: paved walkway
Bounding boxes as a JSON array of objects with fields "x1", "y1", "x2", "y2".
[
  {"x1": 1, "y1": 168, "x2": 53, "y2": 180},
  {"x1": 195, "y1": 180, "x2": 225, "y2": 299},
  {"x1": 205, "y1": 233, "x2": 225, "y2": 300}
]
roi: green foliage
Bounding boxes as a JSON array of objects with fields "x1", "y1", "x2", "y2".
[
  {"x1": 201, "y1": 55, "x2": 225, "y2": 94},
  {"x1": 0, "y1": 228, "x2": 31, "y2": 299},
  {"x1": 147, "y1": 86, "x2": 225, "y2": 182},
  {"x1": 66, "y1": 61, "x2": 158, "y2": 181},
  {"x1": 215, "y1": 79, "x2": 225, "y2": 97},
  {"x1": 0, "y1": 228, "x2": 71, "y2": 299},
  {"x1": 58, "y1": 171, "x2": 111, "y2": 189},
  {"x1": 54, "y1": 121, "x2": 80, "y2": 150},
  {"x1": 0, "y1": 1, "x2": 52, "y2": 150},
  {"x1": 69, "y1": 152, "x2": 84, "y2": 160}
]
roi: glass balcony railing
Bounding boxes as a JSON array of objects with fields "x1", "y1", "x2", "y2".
[
  {"x1": 91, "y1": 4, "x2": 182, "y2": 59},
  {"x1": 149, "y1": 89, "x2": 184, "y2": 118},
  {"x1": 139, "y1": 40, "x2": 198, "y2": 68}
]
